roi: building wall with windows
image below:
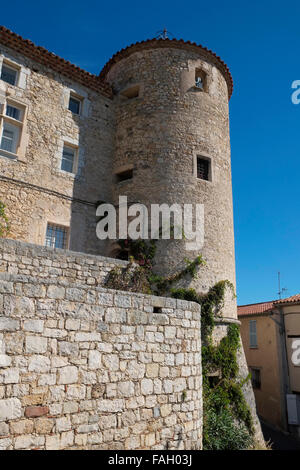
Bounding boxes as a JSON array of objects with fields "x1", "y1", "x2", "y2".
[
  {"x1": 0, "y1": 27, "x2": 267, "y2": 447},
  {"x1": 0, "y1": 35, "x2": 114, "y2": 256},
  {"x1": 0, "y1": 29, "x2": 236, "y2": 313},
  {"x1": 239, "y1": 312, "x2": 283, "y2": 429}
]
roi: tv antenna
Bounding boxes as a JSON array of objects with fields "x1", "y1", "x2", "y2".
[
  {"x1": 277, "y1": 271, "x2": 288, "y2": 299},
  {"x1": 155, "y1": 28, "x2": 174, "y2": 40}
]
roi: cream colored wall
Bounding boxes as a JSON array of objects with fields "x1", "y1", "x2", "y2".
[
  {"x1": 283, "y1": 306, "x2": 300, "y2": 393},
  {"x1": 239, "y1": 315, "x2": 283, "y2": 429}
]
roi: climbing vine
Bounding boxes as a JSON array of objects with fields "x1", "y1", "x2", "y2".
[
  {"x1": 106, "y1": 238, "x2": 205, "y2": 295},
  {"x1": 171, "y1": 282, "x2": 254, "y2": 450},
  {"x1": 105, "y1": 238, "x2": 254, "y2": 449},
  {"x1": 0, "y1": 201, "x2": 10, "y2": 238}
]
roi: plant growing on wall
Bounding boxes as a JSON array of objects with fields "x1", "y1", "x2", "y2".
[
  {"x1": 171, "y1": 282, "x2": 254, "y2": 450},
  {"x1": 105, "y1": 238, "x2": 254, "y2": 450},
  {"x1": 0, "y1": 201, "x2": 10, "y2": 238}
]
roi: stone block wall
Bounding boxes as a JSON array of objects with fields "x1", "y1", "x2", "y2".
[
  {"x1": 0, "y1": 239, "x2": 127, "y2": 287},
  {"x1": 0, "y1": 42, "x2": 114, "y2": 255},
  {"x1": 0, "y1": 270, "x2": 202, "y2": 450}
]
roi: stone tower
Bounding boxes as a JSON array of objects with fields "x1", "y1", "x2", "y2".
[
  {"x1": 101, "y1": 40, "x2": 264, "y2": 441},
  {"x1": 100, "y1": 39, "x2": 235, "y2": 320}
]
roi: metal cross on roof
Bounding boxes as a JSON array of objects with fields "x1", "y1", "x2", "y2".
[{"x1": 155, "y1": 28, "x2": 174, "y2": 40}]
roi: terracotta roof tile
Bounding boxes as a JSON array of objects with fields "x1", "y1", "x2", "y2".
[
  {"x1": 274, "y1": 294, "x2": 300, "y2": 305},
  {"x1": 237, "y1": 301, "x2": 275, "y2": 317},
  {"x1": 0, "y1": 26, "x2": 112, "y2": 98}
]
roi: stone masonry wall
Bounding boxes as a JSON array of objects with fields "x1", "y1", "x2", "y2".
[
  {"x1": 0, "y1": 239, "x2": 128, "y2": 287},
  {"x1": 0, "y1": 43, "x2": 114, "y2": 256},
  {"x1": 0, "y1": 270, "x2": 201, "y2": 450}
]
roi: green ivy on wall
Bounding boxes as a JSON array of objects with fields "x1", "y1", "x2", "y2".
[
  {"x1": 105, "y1": 238, "x2": 254, "y2": 450},
  {"x1": 0, "y1": 201, "x2": 10, "y2": 238}
]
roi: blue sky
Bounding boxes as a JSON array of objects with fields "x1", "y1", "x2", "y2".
[{"x1": 1, "y1": 0, "x2": 299, "y2": 304}]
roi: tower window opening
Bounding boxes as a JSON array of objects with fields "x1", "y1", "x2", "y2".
[
  {"x1": 116, "y1": 168, "x2": 133, "y2": 183},
  {"x1": 120, "y1": 85, "x2": 140, "y2": 99},
  {"x1": 195, "y1": 69, "x2": 207, "y2": 91},
  {"x1": 250, "y1": 368, "x2": 261, "y2": 389},
  {"x1": 153, "y1": 307, "x2": 162, "y2": 313},
  {"x1": 197, "y1": 157, "x2": 210, "y2": 181}
]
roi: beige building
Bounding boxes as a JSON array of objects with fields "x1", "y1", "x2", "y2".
[{"x1": 238, "y1": 294, "x2": 300, "y2": 438}]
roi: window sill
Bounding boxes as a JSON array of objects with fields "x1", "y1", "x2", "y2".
[
  {"x1": 57, "y1": 168, "x2": 77, "y2": 178},
  {"x1": 0, "y1": 78, "x2": 17, "y2": 87},
  {"x1": 116, "y1": 179, "x2": 133, "y2": 185},
  {"x1": 67, "y1": 109, "x2": 82, "y2": 118},
  {"x1": 0, "y1": 149, "x2": 18, "y2": 161},
  {"x1": 196, "y1": 177, "x2": 212, "y2": 183},
  {"x1": 249, "y1": 346, "x2": 258, "y2": 349}
]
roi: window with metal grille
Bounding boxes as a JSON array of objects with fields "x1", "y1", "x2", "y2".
[
  {"x1": 1, "y1": 64, "x2": 18, "y2": 86},
  {"x1": 61, "y1": 145, "x2": 76, "y2": 173},
  {"x1": 6, "y1": 104, "x2": 21, "y2": 121},
  {"x1": 197, "y1": 157, "x2": 210, "y2": 181},
  {"x1": 249, "y1": 320, "x2": 258, "y2": 348},
  {"x1": 68, "y1": 95, "x2": 81, "y2": 115},
  {"x1": 45, "y1": 224, "x2": 68, "y2": 249},
  {"x1": 250, "y1": 368, "x2": 261, "y2": 389}
]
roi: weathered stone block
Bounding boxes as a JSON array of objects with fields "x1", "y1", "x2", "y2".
[
  {"x1": 88, "y1": 350, "x2": 101, "y2": 370},
  {"x1": 141, "y1": 378, "x2": 154, "y2": 395},
  {"x1": 46, "y1": 435, "x2": 60, "y2": 450},
  {"x1": 58, "y1": 341, "x2": 79, "y2": 356},
  {"x1": 1, "y1": 368, "x2": 19, "y2": 384},
  {"x1": 47, "y1": 285, "x2": 65, "y2": 299},
  {"x1": 146, "y1": 363, "x2": 159, "y2": 378},
  {"x1": 25, "y1": 335, "x2": 47, "y2": 354},
  {"x1": 0, "y1": 422, "x2": 9, "y2": 436},
  {"x1": 10, "y1": 419, "x2": 34, "y2": 435},
  {"x1": 56, "y1": 416, "x2": 71, "y2": 432},
  {"x1": 58, "y1": 366, "x2": 78, "y2": 384},
  {"x1": 97, "y1": 399, "x2": 124, "y2": 413},
  {"x1": 23, "y1": 320, "x2": 44, "y2": 332},
  {"x1": 35, "y1": 417, "x2": 54, "y2": 434},
  {"x1": 0, "y1": 398, "x2": 21, "y2": 421},
  {"x1": 0, "y1": 438, "x2": 11, "y2": 450},
  {"x1": 0, "y1": 354, "x2": 11, "y2": 367},
  {"x1": 28, "y1": 355, "x2": 50, "y2": 373},
  {"x1": 102, "y1": 354, "x2": 119, "y2": 371},
  {"x1": 25, "y1": 406, "x2": 49, "y2": 418},
  {"x1": 0, "y1": 318, "x2": 19, "y2": 331},
  {"x1": 118, "y1": 381, "x2": 135, "y2": 397}
]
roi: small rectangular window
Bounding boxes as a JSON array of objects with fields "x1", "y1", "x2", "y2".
[
  {"x1": 250, "y1": 368, "x2": 261, "y2": 389},
  {"x1": 0, "y1": 122, "x2": 20, "y2": 154},
  {"x1": 61, "y1": 145, "x2": 76, "y2": 173},
  {"x1": 249, "y1": 320, "x2": 258, "y2": 348},
  {"x1": 195, "y1": 69, "x2": 207, "y2": 91},
  {"x1": 1, "y1": 64, "x2": 18, "y2": 86},
  {"x1": 45, "y1": 223, "x2": 69, "y2": 249},
  {"x1": 197, "y1": 157, "x2": 210, "y2": 181},
  {"x1": 116, "y1": 169, "x2": 133, "y2": 183},
  {"x1": 68, "y1": 95, "x2": 81, "y2": 115}
]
